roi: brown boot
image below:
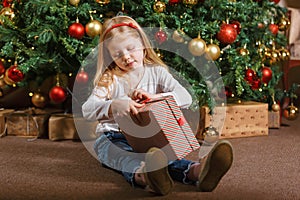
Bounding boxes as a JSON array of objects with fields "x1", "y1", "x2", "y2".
[
  {"x1": 197, "y1": 140, "x2": 233, "y2": 192},
  {"x1": 143, "y1": 147, "x2": 174, "y2": 196}
]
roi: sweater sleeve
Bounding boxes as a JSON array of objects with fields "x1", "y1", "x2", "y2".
[
  {"x1": 82, "y1": 87, "x2": 113, "y2": 121},
  {"x1": 157, "y1": 67, "x2": 192, "y2": 109}
]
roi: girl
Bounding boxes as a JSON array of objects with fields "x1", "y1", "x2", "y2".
[{"x1": 82, "y1": 15, "x2": 233, "y2": 196}]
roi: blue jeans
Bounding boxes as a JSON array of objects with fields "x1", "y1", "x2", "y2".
[{"x1": 94, "y1": 131, "x2": 195, "y2": 187}]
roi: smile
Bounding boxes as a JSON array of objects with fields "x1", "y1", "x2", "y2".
[{"x1": 126, "y1": 61, "x2": 135, "y2": 67}]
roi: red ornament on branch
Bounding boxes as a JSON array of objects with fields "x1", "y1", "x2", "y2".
[
  {"x1": 76, "y1": 69, "x2": 89, "y2": 84},
  {"x1": 269, "y1": 0, "x2": 280, "y2": 4},
  {"x1": 269, "y1": 24, "x2": 279, "y2": 35},
  {"x1": 225, "y1": 86, "x2": 233, "y2": 98},
  {"x1": 155, "y1": 29, "x2": 167, "y2": 45},
  {"x1": 217, "y1": 23, "x2": 237, "y2": 44},
  {"x1": 230, "y1": 20, "x2": 242, "y2": 34},
  {"x1": 169, "y1": 0, "x2": 180, "y2": 5},
  {"x1": 244, "y1": 68, "x2": 256, "y2": 83},
  {"x1": 2, "y1": 0, "x2": 13, "y2": 7},
  {"x1": 49, "y1": 85, "x2": 67, "y2": 103},
  {"x1": 6, "y1": 65, "x2": 24, "y2": 83},
  {"x1": 68, "y1": 19, "x2": 85, "y2": 39},
  {"x1": 261, "y1": 66, "x2": 272, "y2": 84},
  {"x1": 251, "y1": 79, "x2": 261, "y2": 90}
]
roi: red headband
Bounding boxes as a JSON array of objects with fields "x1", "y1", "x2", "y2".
[{"x1": 103, "y1": 22, "x2": 138, "y2": 38}]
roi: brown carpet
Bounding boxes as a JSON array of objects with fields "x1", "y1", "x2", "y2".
[{"x1": 0, "y1": 118, "x2": 299, "y2": 200}]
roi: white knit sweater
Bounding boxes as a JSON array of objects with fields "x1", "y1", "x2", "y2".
[{"x1": 82, "y1": 65, "x2": 192, "y2": 134}]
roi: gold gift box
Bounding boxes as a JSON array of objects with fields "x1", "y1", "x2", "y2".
[
  {"x1": 48, "y1": 113, "x2": 98, "y2": 141},
  {"x1": 198, "y1": 101, "x2": 269, "y2": 139},
  {"x1": 5, "y1": 108, "x2": 53, "y2": 138},
  {"x1": 0, "y1": 109, "x2": 15, "y2": 137}
]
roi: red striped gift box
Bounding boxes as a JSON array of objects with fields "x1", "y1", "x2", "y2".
[{"x1": 117, "y1": 96, "x2": 200, "y2": 160}]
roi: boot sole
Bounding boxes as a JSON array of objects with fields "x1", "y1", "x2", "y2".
[
  {"x1": 144, "y1": 147, "x2": 174, "y2": 196},
  {"x1": 198, "y1": 140, "x2": 233, "y2": 192}
]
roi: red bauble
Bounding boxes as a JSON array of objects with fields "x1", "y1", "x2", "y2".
[
  {"x1": 230, "y1": 20, "x2": 241, "y2": 34},
  {"x1": 2, "y1": 0, "x2": 12, "y2": 7},
  {"x1": 269, "y1": 0, "x2": 280, "y2": 4},
  {"x1": 261, "y1": 66, "x2": 272, "y2": 84},
  {"x1": 76, "y1": 70, "x2": 89, "y2": 84},
  {"x1": 251, "y1": 79, "x2": 261, "y2": 90},
  {"x1": 245, "y1": 68, "x2": 256, "y2": 83},
  {"x1": 155, "y1": 29, "x2": 167, "y2": 45},
  {"x1": 269, "y1": 24, "x2": 279, "y2": 35},
  {"x1": 0, "y1": 60, "x2": 5, "y2": 76},
  {"x1": 49, "y1": 85, "x2": 67, "y2": 103},
  {"x1": 225, "y1": 86, "x2": 233, "y2": 98},
  {"x1": 217, "y1": 24, "x2": 237, "y2": 44},
  {"x1": 169, "y1": 0, "x2": 180, "y2": 4},
  {"x1": 7, "y1": 65, "x2": 24, "y2": 82},
  {"x1": 68, "y1": 22, "x2": 85, "y2": 39}
]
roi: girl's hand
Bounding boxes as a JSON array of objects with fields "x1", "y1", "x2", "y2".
[
  {"x1": 131, "y1": 89, "x2": 163, "y2": 102},
  {"x1": 130, "y1": 89, "x2": 150, "y2": 101},
  {"x1": 110, "y1": 99, "x2": 144, "y2": 116}
]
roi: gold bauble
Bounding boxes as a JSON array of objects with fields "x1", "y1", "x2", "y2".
[
  {"x1": 182, "y1": 0, "x2": 198, "y2": 5},
  {"x1": 279, "y1": 48, "x2": 290, "y2": 61},
  {"x1": 283, "y1": 104, "x2": 299, "y2": 121},
  {"x1": 0, "y1": 7, "x2": 15, "y2": 24},
  {"x1": 3, "y1": 69, "x2": 15, "y2": 86},
  {"x1": 238, "y1": 48, "x2": 249, "y2": 56},
  {"x1": 95, "y1": 0, "x2": 110, "y2": 5},
  {"x1": 188, "y1": 36, "x2": 207, "y2": 56},
  {"x1": 264, "y1": 48, "x2": 279, "y2": 64},
  {"x1": 278, "y1": 17, "x2": 290, "y2": 32},
  {"x1": 69, "y1": 0, "x2": 80, "y2": 6},
  {"x1": 85, "y1": 20, "x2": 102, "y2": 38},
  {"x1": 153, "y1": 1, "x2": 166, "y2": 13},
  {"x1": 271, "y1": 50, "x2": 280, "y2": 59},
  {"x1": 272, "y1": 103, "x2": 280, "y2": 112},
  {"x1": 172, "y1": 30, "x2": 185, "y2": 43},
  {"x1": 264, "y1": 47, "x2": 272, "y2": 58},
  {"x1": 205, "y1": 44, "x2": 221, "y2": 61},
  {"x1": 155, "y1": 49, "x2": 163, "y2": 59},
  {"x1": 31, "y1": 92, "x2": 48, "y2": 108},
  {"x1": 202, "y1": 126, "x2": 219, "y2": 144},
  {"x1": 258, "y1": 44, "x2": 267, "y2": 56}
]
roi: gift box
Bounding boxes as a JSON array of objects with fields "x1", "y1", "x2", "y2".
[
  {"x1": 48, "y1": 114, "x2": 98, "y2": 141},
  {"x1": 268, "y1": 111, "x2": 281, "y2": 129},
  {"x1": 5, "y1": 108, "x2": 53, "y2": 138},
  {"x1": 0, "y1": 109, "x2": 15, "y2": 137},
  {"x1": 198, "y1": 101, "x2": 269, "y2": 139},
  {"x1": 116, "y1": 96, "x2": 200, "y2": 160}
]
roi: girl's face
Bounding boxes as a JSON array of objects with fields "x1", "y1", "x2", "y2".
[{"x1": 107, "y1": 35, "x2": 144, "y2": 73}]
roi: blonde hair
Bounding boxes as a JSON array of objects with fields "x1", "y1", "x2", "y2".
[{"x1": 93, "y1": 16, "x2": 167, "y2": 91}]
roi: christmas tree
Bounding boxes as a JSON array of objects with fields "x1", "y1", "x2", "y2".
[{"x1": 0, "y1": 0, "x2": 292, "y2": 111}]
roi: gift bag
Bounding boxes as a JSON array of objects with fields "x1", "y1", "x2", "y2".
[{"x1": 116, "y1": 96, "x2": 200, "y2": 160}]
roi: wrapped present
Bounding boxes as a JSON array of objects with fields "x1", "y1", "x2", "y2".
[
  {"x1": 0, "y1": 109, "x2": 14, "y2": 137},
  {"x1": 48, "y1": 113, "x2": 98, "y2": 141},
  {"x1": 116, "y1": 96, "x2": 200, "y2": 160},
  {"x1": 268, "y1": 111, "x2": 280, "y2": 129},
  {"x1": 198, "y1": 101, "x2": 269, "y2": 139},
  {"x1": 5, "y1": 108, "x2": 54, "y2": 138}
]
